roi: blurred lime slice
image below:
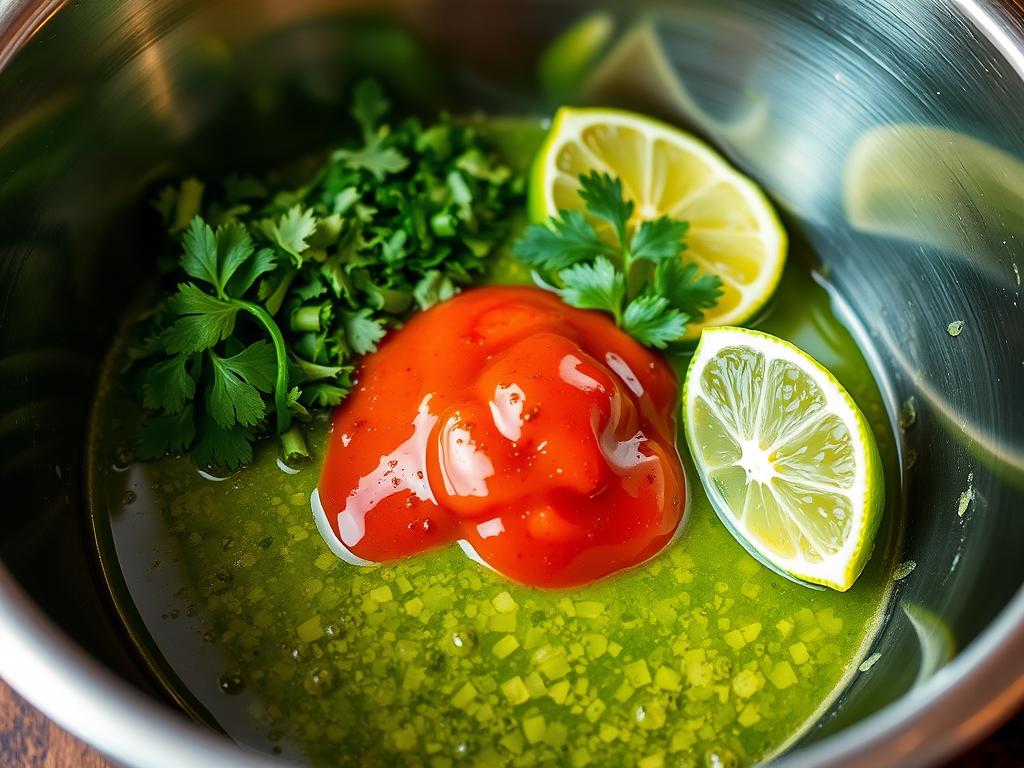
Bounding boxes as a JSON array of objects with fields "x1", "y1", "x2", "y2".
[
  {"x1": 845, "y1": 124, "x2": 1024, "y2": 269},
  {"x1": 683, "y1": 327, "x2": 884, "y2": 591},
  {"x1": 579, "y1": 21, "x2": 770, "y2": 146},
  {"x1": 903, "y1": 603, "x2": 956, "y2": 687},
  {"x1": 538, "y1": 12, "x2": 615, "y2": 102}
]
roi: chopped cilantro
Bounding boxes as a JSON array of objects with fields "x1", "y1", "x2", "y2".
[
  {"x1": 134, "y1": 80, "x2": 519, "y2": 469},
  {"x1": 513, "y1": 171, "x2": 722, "y2": 348}
]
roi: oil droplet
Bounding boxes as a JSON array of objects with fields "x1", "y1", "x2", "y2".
[
  {"x1": 303, "y1": 667, "x2": 335, "y2": 695},
  {"x1": 946, "y1": 320, "x2": 964, "y2": 337},
  {"x1": 218, "y1": 671, "x2": 245, "y2": 695},
  {"x1": 706, "y1": 748, "x2": 739, "y2": 768},
  {"x1": 120, "y1": 490, "x2": 137, "y2": 505},
  {"x1": 449, "y1": 629, "x2": 477, "y2": 654}
]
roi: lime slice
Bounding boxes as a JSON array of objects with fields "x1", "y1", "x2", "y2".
[
  {"x1": 683, "y1": 326, "x2": 883, "y2": 591},
  {"x1": 538, "y1": 12, "x2": 615, "y2": 102},
  {"x1": 845, "y1": 123, "x2": 1024, "y2": 280},
  {"x1": 528, "y1": 106, "x2": 786, "y2": 340}
]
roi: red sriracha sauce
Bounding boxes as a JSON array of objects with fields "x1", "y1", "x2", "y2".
[{"x1": 312, "y1": 286, "x2": 686, "y2": 588}]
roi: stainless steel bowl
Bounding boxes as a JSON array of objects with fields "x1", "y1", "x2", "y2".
[{"x1": 2, "y1": 0, "x2": 1024, "y2": 765}]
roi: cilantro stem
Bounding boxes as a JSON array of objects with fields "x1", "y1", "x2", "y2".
[
  {"x1": 620, "y1": 246, "x2": 635, "y2": 309},
  {"x1": 281, "y1": 426, "x2": 311, "y2": 463},
  {"x1": 292, "y1": 305, "x2": 323, "y2": 333},
  {"x1": 231, "y1": 299, "x2": 292, "y2": 435}
]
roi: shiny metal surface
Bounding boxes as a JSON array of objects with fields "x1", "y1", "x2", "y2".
[{"x1": 1, "y1": 0, "x2": 1023, "y2": 766}]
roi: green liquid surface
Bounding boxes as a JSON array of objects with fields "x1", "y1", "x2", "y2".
[{"x1": 87, "y1": 122, "x2": 900, "y2": 768}]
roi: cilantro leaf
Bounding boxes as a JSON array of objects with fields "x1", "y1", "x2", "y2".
[
  {"x1": 291, "y1": 357, "x2": 345, "y2": 384},
  {"x1": 262, "y1": 205, "x2": 317, "y2": 264},
  {"x1": 333, "y1": 141, "x2": 409, "y2": 181},
  {"x1": 578, "y1": 171, "x2": 632, "y2": 246},
  {"x1": 654, "y1": 259, "x2": 724, "y2": 321},
  {"x1": 622, "y1": 295, "x2": 689, "y2": 349},
  {"x1": 142, "y1": 354, "x2": 195, "y2": 413},
  {"x1": 181, "y1": 218, "x2": 259, "y2": 298},
  {"x1": 286, "y1": 386, "x2": 311, "y2": 421},
  {"x1": 352, "y1": 271, "x2": 413, "y2": 313},
  {"x1": 193, "y1": 416, "x2": 254, "y2": 469},
  {"x1": 207, "y1": 351, "x2": 267, "y2": 428},
  {"x1": 292, "y1": 272, "x2": 328, "y2": 302},
  {"x1": 132, "y1": 79, "x2": 519, "y2": 468},
  {"x1": 555, "y1": 257, "x2": 626, "y2": 316},
  {"x1": 334, "y1": 78, "x2": 410, "y2": 180},
  {"x1": 631, "y1": 217, "x2": 688, "y2": 264},
  {"x1": 217, "y1": 221, "x2": 256, "y2": 290},
  {"x1": 351, "y1": 79, "x2": 388, "y2": 140},
  {"x1": 258, "y1": 268, "x2": 296, "y2": 316},
  {"x1": 304, "y1": 383, "x2": 349, "y2": 408},
  {"x1": 513, "y1": 210, "x2": 610, "y2": 270},
  {"x1": 137, "y1": 405, "x2": 196, "y2": 459},
  {"x1": 456, "y1": 148, "x2": 512, "y2": 184},
  {"x1": 343, "y1": 308, "x2": 388, "y2": 355},
  {"x1": 180, "y1": 217, "x2": 219, "y2": 290},
  {"x1": 513, "y1": 169, "x2": 722, "y2": 348},
  {"x1": 164, "y1": 284, "x2": 239, "y2": 354},
  {"x1": 218, "y1": 341, "x2": 277, "y2": 393},
  {"x1": 413, "y1": 270, "x2": 458, "y2": 310},
  {"x1": 381, "y1": 230, "x2": 408, "y2": 264},
  {"x1": 225, "y1": 247, "x2": 276, "y2": 297}
]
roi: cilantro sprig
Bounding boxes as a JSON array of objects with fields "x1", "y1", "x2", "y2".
[
  {"x1": 133, "y1": 80, "x2": 519, "y2": 469},
  {"x1": 513, "y1": 172, "x2": 722, "y2": 348}
]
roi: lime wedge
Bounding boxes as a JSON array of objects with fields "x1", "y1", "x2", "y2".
[
  {"x1": 528, "y1": 106, "x2": 786, "y2": 340},
  {"x1": 683, "y1": 327, "x2": 884, "y2": 591},
  {"x1": 538, "y1": 12, "x2": 615, "y2": 102}
]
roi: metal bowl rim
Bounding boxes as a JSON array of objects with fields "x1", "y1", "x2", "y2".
[{"x1": 0, "y1": 0, "x2": 1023, "y2": 765}]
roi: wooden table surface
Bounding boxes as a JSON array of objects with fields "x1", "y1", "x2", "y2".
[{"x1": 0, "y1": 676, "x2": 1020, "y2": 767}]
